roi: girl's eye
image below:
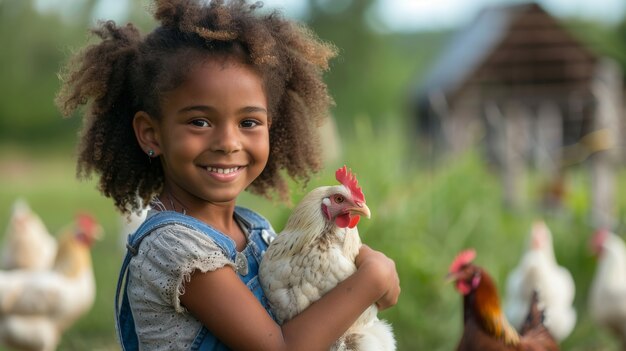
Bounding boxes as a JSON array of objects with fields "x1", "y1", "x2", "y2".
[
  {"x1": 335, "y1": 195, "x2": 344, "y2": 204},
  {"x1": 240, "y1": 119, "x2": 260, "y2": 128},
  {"x1": 190, "y1": 119, "x2": 210, "y2": 128}
]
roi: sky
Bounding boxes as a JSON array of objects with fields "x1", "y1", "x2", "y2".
[
  {"x1": 35, "y1": 0, "x2": 626, "y2": 32},
  {"x1": 371, "y1": 0, "x2": 626, "y2": 31}
]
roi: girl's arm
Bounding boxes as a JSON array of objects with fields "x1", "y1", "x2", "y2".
[{"x1": 180, "y1": 245, "x2": 399, "y2": 351}]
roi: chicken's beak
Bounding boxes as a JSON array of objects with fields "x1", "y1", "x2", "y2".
[
  {"x1": 445, "y1": 271, "x2": 458, "y2": 284},
  {"x1": 92, "y1": 224, "x2": 105, "y2": 241},
  {"x1": 348, "y1": 203, "x2": 371, "y2": 219}
]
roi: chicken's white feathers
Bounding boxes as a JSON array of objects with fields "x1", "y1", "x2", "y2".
[
  {"x1": 0, "y1": 316, "x2": 59, "y2": 351},
  {"x1": 589, "y1": 230, "x2": 626, "y2": 341},
  {"x1": 118, "y1": 207, "x2": 148, "y2": 252},
  {"x1": 1, "y1": 199, "x2": 57, "y2": 271},
  {"x1": 0, "y1": 267, "x2": 95, "y2": 328},
  {"x1": 0, "y1": 213, "x2": 99, "y2": 351},
  {"x1": 264, "y1": 186, "x2": 345, "y2": 260},
  {"x1": 260, "y1": 182, "x2": 395, "y2": 350},
  {"x1": 504, "y1": 220, "x2": 576, "y2": 341}
]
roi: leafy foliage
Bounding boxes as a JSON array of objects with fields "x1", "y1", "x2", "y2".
[{"x1": 1, "y1": 119, "x2": 625, "y2": 349}]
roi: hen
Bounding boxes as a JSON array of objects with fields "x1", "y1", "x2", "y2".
[
  {"x1": 0, "y1": 213, "x2": 102, "y2": 351},
  {"x1": 504, "y1": 220, "x2": 576, "y2": 341},
  {"x1": 259, "y1": 166, "x2": 396, "y2": 351},
  {"x1": 118, "y1": 207, "x2": 148, "y2": 251},
  {"x1": 589, "y1": 228, "x2": 626, "y2": 347},
  {"x1": 448, "y1": 249, "x2": 559, "y2": 351},
  {"x1": 1, "y1": 199, "x2": 57, "y2": 271}
]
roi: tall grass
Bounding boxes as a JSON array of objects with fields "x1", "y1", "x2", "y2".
[{"x1": 0, "y1": 118, "x2": 623, "y2": 350}]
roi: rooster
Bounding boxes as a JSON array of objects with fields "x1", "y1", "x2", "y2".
[
  {"x1": 0, "y1": 213, "x2": 102, "y2": 351},
  {"x1": 589, "y1": 228, "x2": 626, "y2": 347},
  {"x1": 1, "y1": 199, "x2": 57, "y2": 271},
  {"x1": 504, "y1": 220, "x2": 576, "y2": 341},
  {"x1": 447, "y1": 249, "x2": 559, "y2": 351},
  {"x1": 259, "y1": 166, "x2": 396, "y2": 351}
]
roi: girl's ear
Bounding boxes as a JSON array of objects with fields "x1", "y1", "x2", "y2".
[{"x1": 133, "y1": 111, "x2": 162, "y2": 157}]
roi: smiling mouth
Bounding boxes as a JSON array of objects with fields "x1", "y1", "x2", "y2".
[{"x1": 204, "y1": 166, "x2": 242, "y2": 174}]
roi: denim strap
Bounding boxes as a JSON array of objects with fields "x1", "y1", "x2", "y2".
[
  {"x1": 115, "y1": 208, "x2": 272, "y2": 350},
  {"x1": 115, "y1": 211, "x2": 237, "y2": 350}
]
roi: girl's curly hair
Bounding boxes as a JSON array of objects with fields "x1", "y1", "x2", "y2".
[{"x1": 56, "y1": 0, "x2": 337, "y2": 214}]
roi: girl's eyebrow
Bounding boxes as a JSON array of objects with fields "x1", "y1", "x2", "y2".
[
  {"x1": 178, "y1": 105, "x2": 267, "y2": 114},
  {"x1": 178, "y1": 105, "x2": 214, "y2": 114},
  {"x1": 239, "y1": 106, "x2": 267, "y2": 114}
]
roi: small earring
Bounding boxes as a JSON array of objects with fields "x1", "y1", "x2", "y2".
[{"x1": 147, "y1": 149, "x2": 155, "y2": 157}]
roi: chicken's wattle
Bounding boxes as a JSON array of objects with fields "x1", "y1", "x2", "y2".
[{"x1": 335, "y1": 214, "x2": 360, "y2": 229}]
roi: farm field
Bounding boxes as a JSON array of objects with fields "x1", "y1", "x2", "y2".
[{"x1": 0, "y1": 121, "x2": 624, "y2": 350}]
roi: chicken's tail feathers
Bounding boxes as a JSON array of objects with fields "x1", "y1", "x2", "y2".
[
  {"x1": 519, "y1": 290, "x2": 559, "y2": 349},
  {"x1": 520, "y1": 290, "x2": 544, "y2": 335},
  {"x1": 343, "y1": 319, "x2": 396, "y2": 351}
]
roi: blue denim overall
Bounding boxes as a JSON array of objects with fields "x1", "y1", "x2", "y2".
[{"x1": 115, "y1": 207, "x2": 276, "y2": 351}]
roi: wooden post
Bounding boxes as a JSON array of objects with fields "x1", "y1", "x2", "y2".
[
  {"x1": 318, "y1": 116, "x2": 342, "y2": 166},
  {"x1": 431, "y1": 89, "x2": 481, "y2": 156},
  {"x1": 535, "y1": 101, "x2": 563, "y2": 174},
  {"x1": 485, "y1": 100, "x2": 529, "y2": 209},
  {"x1": 505, "y1": 101, "x2": 530, "y2": 209},
  {"x1": 589, "y1": 58, "x2": 622, "y2": 228}
]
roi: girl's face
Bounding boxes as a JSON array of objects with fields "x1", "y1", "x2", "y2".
[{"x1": 154, "y1": 57, "x2": 270, "y2": 209}]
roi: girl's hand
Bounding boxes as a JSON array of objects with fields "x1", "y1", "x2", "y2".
[{"x1": 355, "y1": 244, "x2": 400, "y2": 311}]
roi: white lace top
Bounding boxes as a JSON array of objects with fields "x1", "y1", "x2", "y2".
[{"x1": 126, "y1": 213, "x2": 235, "y2": 350}]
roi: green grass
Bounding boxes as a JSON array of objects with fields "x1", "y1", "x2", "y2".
[{"x1": 0, "y1": 118, "x2": 624, "y2": 350}]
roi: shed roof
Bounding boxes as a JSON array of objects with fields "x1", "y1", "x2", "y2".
[{"x1": 417, "y1": 2, "x2": 599, "y2": 104}]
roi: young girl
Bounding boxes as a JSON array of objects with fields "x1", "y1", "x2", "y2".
[{"x1": 56, "y1": 0, "x2": 400, "y2": 350}]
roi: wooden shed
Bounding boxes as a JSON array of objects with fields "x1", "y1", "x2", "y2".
[{"x1": 414, "y1": 2, "x2": 623, "y2": 226}]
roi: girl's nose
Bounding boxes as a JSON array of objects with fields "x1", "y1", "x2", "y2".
[{"x1": 211, "y1": 124, "x2": 242, "y2": 154}]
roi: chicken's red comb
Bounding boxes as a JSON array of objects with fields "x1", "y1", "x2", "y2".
[
  {"x1": 77, "y1": 212, "x2": 98, "y2": 237},
  {"x1": 335, "y1": 165, "x2": 365, "y2": 203},
  {"x1": 591, "y1": 228, "x2": 610, "y2": 251},
  {"x1": 449, "y1": 249, "x2": 476, "y2": 273}
]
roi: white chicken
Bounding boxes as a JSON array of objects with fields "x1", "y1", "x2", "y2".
[
  {"x1": 589, "y1": 228, "x2": 626, "y2": 347},
  {"x1": 259, "y1": 166, "x2": 396, "y2": 351},
  {"x1": 0, "y1": 213, "x2": 102, "y2": 351},
  {"x1": 1, "y1": 199, "x2": 57, "y2": 271},
  {"x1": 118, "y1": 206, "x2": 148, "y2": 252},
  {"x1": 504, "y1": 220, "x2": 576, "y2": 341}
]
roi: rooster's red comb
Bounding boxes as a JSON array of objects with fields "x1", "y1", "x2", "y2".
[
  {"x1": 77, "y1": 212, "x2": 98, "y2": 236},
  {"x1": 449, "y1": 249, "x2": 476, "y2": 273},
  {"x1": 591, "y1": 228, "x2": 610, "y2": 250},
  {"x1": 335, "y1": 165, "x2": 365, "y2": 203}
]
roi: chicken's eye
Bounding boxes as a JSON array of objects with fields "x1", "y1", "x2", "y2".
[{"x1": 334, "y1": 195, "x2": 344, "y2": 204}]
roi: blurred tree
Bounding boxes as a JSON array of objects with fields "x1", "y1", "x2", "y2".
[
  {"x1": 303, "y1": 0, "x2": 449, "y2": 131},
  {"x1": 305, "y1": 0, "x2": 388, "y2": 126},
  {"x1": 308, "y1": 0, "x2": 416, "y2": 129},
  {"x1": 564, "y1": 18, "x2": 626, "y2": 78},
  {"x1": 0, "y1": 0, "x2": 87, "y2": 148},
  {"x1": 615, "y1": 18, "x2": 626, "y2": 73},
  {"x1": 0, "y1": 0, "x2": 154, "y2": 149},
  {"x1": 0, "y1": 0, "x2": 445, "y2": 150}
]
